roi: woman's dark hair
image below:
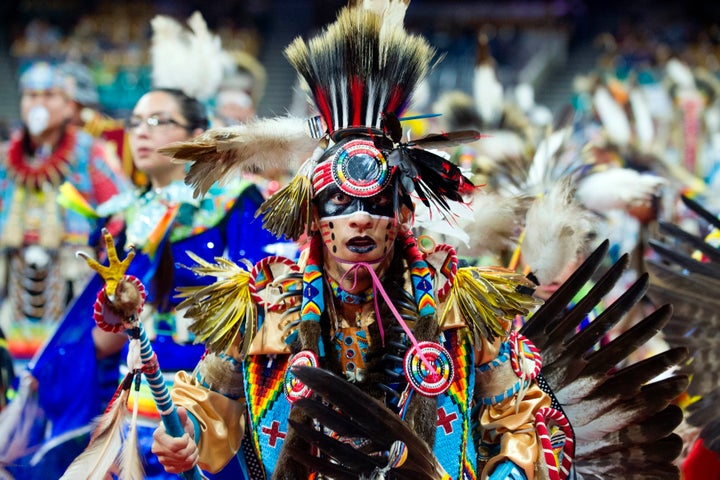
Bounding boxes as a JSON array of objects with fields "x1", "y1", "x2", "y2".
[{"x1": 153, "y1": 87, "x2": 209, "y2": 131}]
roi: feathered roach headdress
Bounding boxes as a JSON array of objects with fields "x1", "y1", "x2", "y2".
[
  {"x1": 161, "y1": 0, "x2": 480, "y2": 242},
  {"x1": 160, "y1": 0, "x2": 491, "y2": 354},
  {"x1": 262, "y1": 0, "x2": 481, "y2": 241}
]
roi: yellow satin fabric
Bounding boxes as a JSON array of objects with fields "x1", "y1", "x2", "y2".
[
  {"x1": 478, "y1": 383, "x2": 551, "y2": 480},
  {"x1": 171, "y1": 371, "x2": 246, "y2": 473}
]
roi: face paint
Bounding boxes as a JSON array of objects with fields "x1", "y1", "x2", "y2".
[
  {"x1": 319, "y1": 212, "x2": 398, "y2": 256},
  {"x1": 315, "y1": 185, "x2": 395, "y2": 219}
]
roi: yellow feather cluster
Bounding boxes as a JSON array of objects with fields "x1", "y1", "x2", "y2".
[
  {"x1": 441, "y1": 266, "x2": 541, "y2": 341},
  {"x1": 257, "y1": 173, "x2": 313, "y2": 241},
  {"x1": 176, "y1": 252, "x2": 256, "y2": 355}
]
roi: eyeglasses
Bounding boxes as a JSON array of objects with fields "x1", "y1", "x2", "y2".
[{"x1": 126, "y1": 114, "x2": 189, "y2": 133}]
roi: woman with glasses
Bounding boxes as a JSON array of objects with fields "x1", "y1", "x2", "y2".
[
  {"x1": 102, "y1": 87, "x2": 277, "y2": 479},
  {"x1": 21, "y1": 87, "x2": 277, "y2": 480}
]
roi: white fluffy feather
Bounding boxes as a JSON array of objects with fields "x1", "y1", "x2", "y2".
[
  {"x1": 118, "y1": 387, "x2": 144, "y2": 480},
  {"x1": 186, "y1": 12, "x2": 234, "y2": 101},
  {"x1": 360, "y1": 0, "x2": 409, "y2": 29},
  {"x1": 151, "y1": 11, "x2": 230, "y2": 101},
  {"x1": 576, "y1": 168, "x2": 666, "y2": 212},
  {"x1": 456, "y1": 191, "x2": 522, "y2": 258},
  {"x1": 523, "y1": 181, "x2": 594, "y2": 285},
  {"x1": 474, "y1": 130, "x2": 527, "y2": 164},
  {"x1": 163, "y1": 115, "x2": 320, "y2": 196},
  {"x1": 414, "y1": 199, "x2": 473, "y2": 246}
]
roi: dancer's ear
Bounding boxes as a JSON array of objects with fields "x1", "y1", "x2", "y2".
[{"x1": 398, "y1": 205, "x2": 414, "y2": 231}]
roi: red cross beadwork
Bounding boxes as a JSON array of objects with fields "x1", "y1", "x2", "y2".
[
  {"x1": 261, "y1": 420, "x2": 286, "y2": 447},
  {"x1": 437, "y1": 407, "x2": 458, "y2": 434}
]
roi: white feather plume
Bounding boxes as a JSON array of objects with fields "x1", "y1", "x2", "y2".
[
  {"x1": 474, "y1": 131, "x2": 527, "y2": 165},
  {"x1": 414, "y1": 199, "x2": 473, "y2": 246},
  {"x1": 474, "y1": 64, "x2": 504, "y2": 127},
  {"x1": 359, "y1": 0, "x2": 409, "y2": 29},
  {"x1": 151, "y1": 11, "x2": 232, "y2": 101},
  {"x1": 594, "y1": 86, "x2": 631, "y2": 147},
  {"x1": 576, "y1": 167, "x2": 666, "y2": 212},
  {"x1": 456, "y1": 190, "x2": 523, "y2": 258},
  {"x1": 629, "y1": 88, "x2": 655, "y2": 150},
  {"x1": 118, "y1": 384, "x2": 144, "y2": 480},
  {"x1": 522, "y1": 181, "x2": 595, "y2": 285}
]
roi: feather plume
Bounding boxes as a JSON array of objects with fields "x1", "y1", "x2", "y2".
[
  {"x1": 473, "y1": 34, "x2": 503, "y2": 128},
  {"x1": 284, "y1": 4, "x2": 434, "y2": 133},
  {"x1": 681, "y1": 194, "x2": 720, "y2": 230},
  {"x1": 594, "y1": 85, "x2": 632, "y2": 147},
  {"x1": 522, "y1": 180, "x2": 594, "y2": 285},
  {"x1": 658, "y1": 221, "x2": 720, "y2": 263},
  {"x1": 118, "y1": 381, "x2": 144, "y2": 480},
  {"x1": 356, "y1": 0, "x2": 409, "y2": 30},
  {"x1": 530, "y1": 252, "x2": 630, "y2": 357},
  {"x1": 380, "y1": 111, "x2": 477, "y2": 223},
  {"x1": 151, "y1": 11, "x2": 232, "y2": 101},
  {"x1": 413, "y1": 198, "x2": 474, "y2": 246},
  {"x1": 629, "y1": 88, "x2": 655, "y2": 149},
  {"x1": 175, "y1": 252, "x2": 256, "y2": 354},
  {"x1": 257, "y1": 142, "x2": 326, "y2": 240},
  {"x1": 61, "y1": 388, "x2": 129, "y2": 480},
  {"x1": 576, "y1": 168, "x2": 666, "y2": 212},
  {"x1": 524, "y1": 127, "x2": 573, "y2": 192},
  {"x1": 407, "y1": 130, "x2": 483, "y2": 149},
  {"x1": 645, "y1": 199, "x2": 720, "y2": 460},
  {"x1": 431, "y1": 90, "x2": 482, "y2": 131},
  {"x1": 388, "y1": 146, "x2": 474, "y2": 221},
  {"x1": 458, "y1": 189, "x2": 520, "y2": 257},
  {"x1": 441, "y1": 266, "x2": 540, "y2": 341},
  {"x1": 520, "y1": 239, "x2": 610, "y2": 340},
  {"x1": 158, "y1": 116, "x2": 318, "y2": 197}
]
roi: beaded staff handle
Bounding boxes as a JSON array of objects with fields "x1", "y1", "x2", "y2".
[{"x1": 80, "y1": 229, "x2": 204, "y2": 480}]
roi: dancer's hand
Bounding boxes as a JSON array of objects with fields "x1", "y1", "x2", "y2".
[{"x1": 151, "y1": 407, "x2": 199, "y2": 474}]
